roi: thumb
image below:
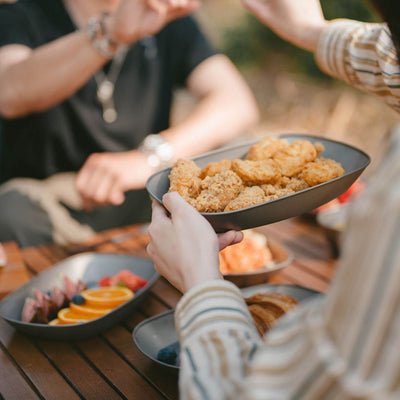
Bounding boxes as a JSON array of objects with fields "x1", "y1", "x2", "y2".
[
  {"x1": 162, "y1": 191, "x2": 192, "y2": 215},
  {"x1": 217, "y1": 230, "x2": 243, "y2": 251}
]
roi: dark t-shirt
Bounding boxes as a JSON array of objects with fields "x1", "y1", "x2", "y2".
[{"x1": 0, "y1": 0, "x2": 216, "y2": 182}]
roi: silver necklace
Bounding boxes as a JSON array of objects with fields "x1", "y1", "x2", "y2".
[{"x1": 94, "y1": 47, "x2": 127, "y2": 123}]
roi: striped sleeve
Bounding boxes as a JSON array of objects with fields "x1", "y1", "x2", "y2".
[
  {"x1": 175, "y1": 280, "x2": 263, "y2": 400},
  {"x1": 315, "y1": 19, "x2": 400, "y2": 112}
]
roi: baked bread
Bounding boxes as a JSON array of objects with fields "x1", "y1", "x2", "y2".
[{"x1": 245, "y1": 292, "x2": 298, "y2": 336}]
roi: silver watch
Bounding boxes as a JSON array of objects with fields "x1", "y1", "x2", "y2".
[{"x1": 138, "y1": 134, "x2": 174, "y2": 169}]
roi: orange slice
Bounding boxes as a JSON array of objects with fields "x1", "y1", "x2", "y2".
[
  {"x1": 81, "y1": 287, "x2": 134, "y2": 308},
  {"x1": 49, "y1": 318, "x2": 62, "y2": 325},
  {"x1": 70, "y1": 302, "x2": 112, "y2": 316},
  {"x1": 58, "y1": 308, "x2": 98, "y2": 325}
]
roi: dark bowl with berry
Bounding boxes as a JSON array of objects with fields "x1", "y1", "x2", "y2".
[{"x1": 133, "y1": 283, "x2": 321, "y2": 370}]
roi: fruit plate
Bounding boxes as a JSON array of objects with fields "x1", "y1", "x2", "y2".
[
  {"x1": 132, "y1": 283, "x2": 321, "y2": 370},
  {"x1": 146, "y1": 134, "x2": 370, "y2": 232},
  {"x1": 0, "y1": 253, "x2": 159, "y2": 340}
]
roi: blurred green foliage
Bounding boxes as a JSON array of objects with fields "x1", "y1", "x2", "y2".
[{"x1": 222, "y1": 0, "x2": 377, "y2": 80}]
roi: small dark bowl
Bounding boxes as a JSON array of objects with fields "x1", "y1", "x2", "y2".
[
  {"x1": 146, "y1": 134, "x2": 370, "y2": 232},
  {"x1": 223, "y1": 236, "x2": 293, "y2": 287}
]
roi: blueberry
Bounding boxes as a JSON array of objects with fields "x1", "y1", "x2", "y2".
[
  {"x1": 157, "y1": 345, "x2": 178, "y2": 366},
  {"x1": 71, "y1": 294, "x2": 85, "y2": 304}
]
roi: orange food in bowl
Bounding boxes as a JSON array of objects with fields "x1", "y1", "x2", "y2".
[
  {"x1": 58, "y1": 308, "x2": 98, "y2": 324},
  {"x1": 69, "y1": 302, "x2": 113, "y2": 316},
  {"x1": 219, "y1": 230, "x2": 273, "y2": 275},
  {"x1": 81, "y1": 287, "x2": 134, "y2": 308}
]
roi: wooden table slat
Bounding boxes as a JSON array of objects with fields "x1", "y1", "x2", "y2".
[
  {"x1": 0, "y1": 320, "x2": 81, "y2": 400},
  {"x1": 75, "y1": 337, "x2": 165, "y2": 400},
  {"x1": 35, "y1": 340, "x2": 123, "y2": 400},
  {"x1": 103, "y1": 324, "x2": 179, "y2": 400},
  {"x1": 0, "y1": 347, "x2": 40, "y2": 400}
]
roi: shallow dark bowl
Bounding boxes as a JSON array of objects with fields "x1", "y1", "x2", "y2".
[
  {"x1": 133, "y1": 283, "x2": 321, "y2": 370},
  {"x1": 223, "y1": 235, "x2": 293, "y2": 287},
  {"x1": 0, "y1": 253, "x2": 159, "y2": 340},
  {"x1": 146, "y1": 134, "x2": 370, "y2": 232}
]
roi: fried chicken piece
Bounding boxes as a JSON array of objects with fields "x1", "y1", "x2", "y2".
[
  {"x1": 194, "y1": 170, "x2": 243, "y2": 212},
  {"x1": 224, "y1": 186, "x2": 266, "y2": 211},
  {"x1": 168, "y1": 159, "x2": 202, "y2": 201},
  {"x1": 200, "y1": 158, "x2": 232, "y2": 179},
  {"x1": 246, "y1": 292, "x2": 299, "y2": 337},
  {"x1": 314, "y1": 141, "x2": 325, "y2": 155},
  {"x1": 301, "y1": 157, "x2": 345, "y2": 186},
  {"x1": 284, "y1": 176, "x2": 310, "y2": 192},
  {"x1": 231, "y1": 158, "x2": 281, "y2": 185},
  {"x1": 246, "y1": 137, "x2": 290, "y2": 161},
  {"x1": 261, "y1": 184, "x2": 295, "y2": 199},
  {"x1": 273, "y1": 140, "x2": 319, "y2": 177}
]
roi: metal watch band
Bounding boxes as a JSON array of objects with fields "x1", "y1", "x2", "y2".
[{"x1": 138, "y1": 134, "x2": 174, "y2": 169}]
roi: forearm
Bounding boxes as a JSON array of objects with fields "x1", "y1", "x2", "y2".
[
  {"x1": 175, "y1": 280, "x2": 263, "y2": 400},
  {"x1": 0, "y1": 31, "x2": 108, "y2": 119},
  {"x1": 161, "y1": 56, "x2": 259, "y2": 159},
  {"x1": 315, "y1": 20, "x2": 400, "y2": 111}
]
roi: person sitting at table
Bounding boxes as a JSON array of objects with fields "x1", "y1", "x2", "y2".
[
  {"x1": 0, "y1": 0, "x2": 259, "y2": 247},
  {"x1": 146, "y1": 0, "x2": 400, "y2": 398}
]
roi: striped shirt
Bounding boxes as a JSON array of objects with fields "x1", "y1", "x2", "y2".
[{"x1": 175, "y1": 20, "x2": 400, "y2": 400}]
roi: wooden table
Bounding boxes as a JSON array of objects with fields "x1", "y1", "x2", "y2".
[{"x1": 0, "y1": 217, "x2": 337, "y2": 400}]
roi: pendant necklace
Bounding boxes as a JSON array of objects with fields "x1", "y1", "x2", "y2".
[{"x1": 94, "y1": 46, "x2": 127, "y2": 123}]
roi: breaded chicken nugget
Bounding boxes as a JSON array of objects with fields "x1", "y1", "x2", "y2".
[
  {"x1": 261, "y1": 183, "x2": 295, "y2": 198},
  {"x1": 224, "y1": 186, "x2": 266, "y2": 211},
  {"x1": 200, "y1": 158, "x2": 232, "y2": 179},
  {"x1": 314, "y1": 142, "x2": 325, "y2": 155},
  {"x1": 301, "y1": 157, "x2": 345, "y2": 186},
  {"x1": 273, "y1": 140, "x2": 318, "y2": 177},
  {"x1": 284, "y1": 176, "x2": 310, "y2": 192},
  {"x1": 168, "y1": 159, "x2": 201, "y2": 201},
  {"x1": 194, "y1": 170, "x2": 243, "y2": 212},
  {"x1": 231, "y1": 159, "x2": 281, "y2": 185},
  {"x1": 246, "y1": 137, "x2": 290, "y2": 161}
]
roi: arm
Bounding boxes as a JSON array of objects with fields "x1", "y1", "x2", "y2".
[
  {"x1": 241, "y1": 0, "x2": 400, "y2": 112},
  {"x1": 75, "y1": 54, "x2": 259, "y2": 209},
  {"x1": 0, "y1": 0, "x2": 200, "y2": 118},
  {"x1": 161, "y1": 54, "x2": 259, "y2": 158},
  {"x1": 147, "y1": 193, "x2": 263, "y2": 400}
]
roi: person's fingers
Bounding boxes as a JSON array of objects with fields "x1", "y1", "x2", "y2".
[
  {"x1": 217, "y1": 230, "x2": 243, "y2": 251},
  {"x1": 89, "y1": 171, "x2": 116, "y2": 205},
  {"x1": 151, "y1": 199, "x2": 170, "y2": 221},
  {"x1": 106, "y1": 176, "x2": 125, "y2": 205},
  {"x1": 162, "y1": 191, "x2": 193, "y2": 215}
]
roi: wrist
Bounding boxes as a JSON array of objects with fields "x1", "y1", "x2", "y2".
[{"x1": 85, "y1": 13, "x2": 126, "y2": 59}]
